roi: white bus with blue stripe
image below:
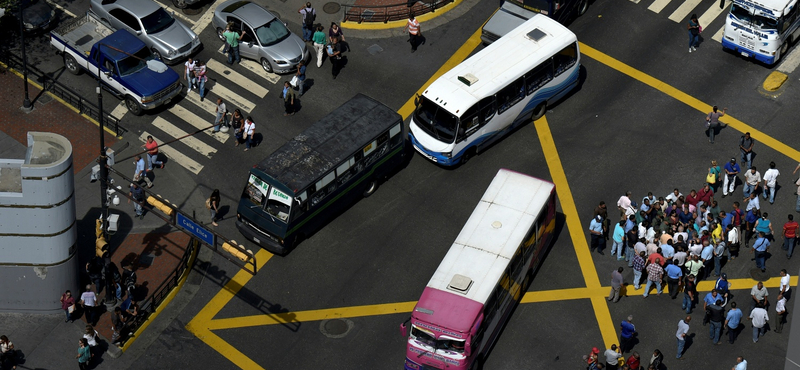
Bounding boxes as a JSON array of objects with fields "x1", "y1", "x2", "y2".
[
  {"x1": 722, "y1": 0, "x2": 800, "y2": 65},
  {"x1": 409, "y1": 15, "x2": 579, "y2": 166}
]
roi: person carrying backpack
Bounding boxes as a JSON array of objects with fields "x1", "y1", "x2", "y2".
[{"x1": 299, "y1": 3, "x2": 316, "y2": 42}]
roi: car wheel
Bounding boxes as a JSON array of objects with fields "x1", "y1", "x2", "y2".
[
  {"x1": 125, "y1": 96, "x2": 144, "y2": 116},
  {"x1": 172, "y1": 0, "x2": 189, "y2": 9},
  {"x1": 216, "y1": 28, "x2": 226, "y2": 42},
  {"x1": 64, "y1": 54, "x2": 81, "y2": 75},
  {"x1": 579, "y1": 0, "x2": 589, "y2": 15},
  {"x1": 261, "y1": 58, "x2": 273, "y2": 73},
  {"x1": 152, "y1": 49, "x2": 163, "y2": 61}
]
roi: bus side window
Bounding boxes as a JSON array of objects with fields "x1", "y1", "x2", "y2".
[
  {"x1": 479, "y1": 96, "x2": 496, "y2": 123},
  {"x1": 553, "y1": 43, "x2": 578, "y2": 77},
  {"x1": 782, "y1": 5, "x2": 798, "y2": 32},
  {"x1": 496, "y1": 77, "x2": 525, "y2": 114},
  {"x1": 525, "y1": 61, "x2": 554, "y2": 95}
]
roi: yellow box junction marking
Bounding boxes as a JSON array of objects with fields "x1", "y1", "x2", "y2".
[{"x1": 185, "y1": 34, "x2": 800, "y2": 369}]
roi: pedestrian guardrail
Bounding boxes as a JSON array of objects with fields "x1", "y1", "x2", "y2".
[
  {"x1": 341, "y1": 0, "x2": 453, "y2": 23},
  {"x1": 0, "y1": 50, "x2": 126, "y2": 136}
]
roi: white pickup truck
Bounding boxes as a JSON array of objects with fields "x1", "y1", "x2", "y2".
[{"x1": 49, "y1": 12, "x2": 181, "y2": 115}]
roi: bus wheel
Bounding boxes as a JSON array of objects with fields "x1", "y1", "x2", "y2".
[
  {"x1": 460, "y1": 149, "x2": 475, "y2": 165},
  {"x1": 780, "y1": 39, "x2": 790, "y2": 60},
  {"x1": 363, "y1": 179, "x2": 379, "y2": 197},
  {"x1": 578, "y1": 0, "x2": 589, "y2": 15},
  {"x1": 532, "y1": 103, "x2": 547, "y2": 121}
]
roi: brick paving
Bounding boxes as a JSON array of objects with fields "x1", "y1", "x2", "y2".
[
  {"x1": 347, "y1": 0, "x2": 441, "y2": 22},
  {"x1": 84, "y1": 232, "x2": 191, "y2": 344},
  {"x1": 0, "y1": 68, "x2": 118, "y2": 171}
]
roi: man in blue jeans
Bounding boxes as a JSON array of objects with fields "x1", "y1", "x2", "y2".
[
  {"x1": 683, "y1": 274, "x2": 697, "y2": 313},
  {"x1": 740, "y1": 132, "x2": 755, "y2": 169},
  {"x1": 676, "y1": 316, "x2": 691, "y2": 359},
  {"x1": 223, "y1": 25, "x2": 245, "y2": 65},
  {"x1": 752, "y1": 232, "x2": 770, "y2": 272}
]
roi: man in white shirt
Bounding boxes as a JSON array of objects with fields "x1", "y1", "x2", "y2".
[
  {"x1": 732, "y1": 356, "x2": 747, "y2": 370},
  {"x1": 749, "y1": 303, "x2": 769, "y2": 342},
  {"x1": 727, "y1": 224, "x2": 740, "y2": 260},
  {"x1": 676, "y1": 316, "x2": 691, "y2": 359},
  {"x1": 776, "y1": 294, "x2": 788, "y2": 333},
  {"x1": 80, "y1": 285, "x2": 98, "y2": 325},
  {"x1": 780, "y1": 269, "x2": 791, "y2": 300},
  {"x1": 762, "y1": 162, "x2": 780, "y2": 204},
  {"x1": 666, "y1": 188, "x2": 682, "y2": 203},
  {"x1": 744, "y1": 167, "x2": 762, "y2": 199},
  {"x1": 618, "y1": 192, "x2": 634, "y2": 217},
  {"x1": 744, "y1": 192, "x2": 760, "y2": 213}
]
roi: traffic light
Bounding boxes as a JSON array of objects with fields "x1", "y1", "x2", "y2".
[
  {"x1": 147, "y1": 195, "x2": 175, "y2": 217},
  {"x1": 222, "y1": 240, "x2": 252, "y2": 262},
  {"x1": 95, "y1": 219, "x2": 109, "y2": 258}
]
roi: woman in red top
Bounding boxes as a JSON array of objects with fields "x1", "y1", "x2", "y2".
[
  {"x1": 142, "y1": 136, "x2": 164, "y2": 170},
  {"x1": 60, "y1": 290, "x2": 75, "y2": 322}
]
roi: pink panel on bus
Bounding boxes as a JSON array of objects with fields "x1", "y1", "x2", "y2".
[{"x1": 413, "y1": 288, "x2": 484, "y2": 335}]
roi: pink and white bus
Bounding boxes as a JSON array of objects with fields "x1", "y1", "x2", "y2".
[{"x1": 400, "y1": 169, "x2": 556, "y2": 370}]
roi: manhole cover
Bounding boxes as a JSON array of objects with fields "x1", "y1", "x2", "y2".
[
  {"x1": 749, "y1": 268, "x2": 770, "y2": 282},
  {"x1": 182, "y1": 7, "x2": 203, "y2": 16},
  {"x1": 323, "y1": 2, "x2": 341, "y2": 14},
  {"x1": 320, "y1": 318, "x2": 354, "y2": 338},
  {"x1": 367, "y1": 44, "x2": 383, "y2": 55}
]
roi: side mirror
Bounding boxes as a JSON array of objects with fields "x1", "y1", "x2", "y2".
[{"x1": 399, "y1": 322, "x2": 408, "y2": 337}]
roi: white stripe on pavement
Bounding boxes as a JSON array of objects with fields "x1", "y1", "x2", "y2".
[
  {"x1": 110, "y1": 103, "x2": 128, "y2": 119},
  {"x1": 168, "y1": 104, "x2": 229, "y2": 144},
  {"x1": 192, "y1": 0, "x2": 223, "y2": 34},
  {"x1": 209, "y1": 84, "x2": 257, "y2": 114},
  {"x1": 217, "y1": 44, "x2": 281, "y2": 85},
  {"x1": 184, "y1": 89, "x2": 219, "y2": 113},
  {"x1": 648, "y1": 0, "x2": 673, "y2": 14},
  {"x1": 151, "y1": 117, "x2": 218, "y2": 158},
  {"x1": 207, "y1": 59, "x2": 269, "y2": 98},
  {"x1": 139, "y1": 131, "x2": 203, "y2": 175},
  {"x1": 777, "y1": 46, "x2": 800, "y2": 73},
  {"x1": 712, "y1": 26, "x2": 725, "y2": 43},
  {"x1": 698, "y1": 0, "x2": 728, "y2": 27},
  {"x1": 668, "y1": 0, "x2": 704, "y2": 22}
]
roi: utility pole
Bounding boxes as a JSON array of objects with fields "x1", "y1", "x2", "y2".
[
  {"x1": 18, "y1": 0, "x2": 31, "y2": 111},
  {"x1": 98, "y1": 76, "x2": 109, "y2": 239}
]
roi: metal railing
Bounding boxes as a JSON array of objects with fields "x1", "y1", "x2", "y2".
[
  {"x1": 120, "y1": 238, "x2": 198, "y2": 346},
  {"x1": 0, "y1": 50, "x2": 126, "y2": 136},
  {"x1": 341, "y1": 0, "x2": 454, "y2": 23}
]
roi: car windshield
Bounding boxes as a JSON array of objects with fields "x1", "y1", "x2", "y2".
[
  {"x1": 414, "y1": 96, "x2": 458, "y2": 143},
  {"x1": 141, "y1": 8, "x2": 175, "y2": 34},
  {"x1": 116, "y1": 48, "x2": 153, "y2": 76},
  {"x1": 730, "y1": 4, "x2": 779, "y2": 29},
  {"x1": 410, "y1": 325, "x2": 466, "y2": 354},
  {"x1": 254, "y1": 18, "x2": 291, "y2": 46}
]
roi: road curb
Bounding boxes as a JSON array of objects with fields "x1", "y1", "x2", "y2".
[{"x1": 759, "y1": 71, "x2": 789, "y2": 98}]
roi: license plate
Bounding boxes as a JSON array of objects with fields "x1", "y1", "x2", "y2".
[
  {"x1": 741, "y1": 51, "x2": 749, "y2": 57},
  {"x1": 252, "y1": 237, "x2": 260, "y2": 244}
]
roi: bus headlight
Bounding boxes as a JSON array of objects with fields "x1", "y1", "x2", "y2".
[{"x1": 443, "y1": 151, "x2": 452, "y2": 158}]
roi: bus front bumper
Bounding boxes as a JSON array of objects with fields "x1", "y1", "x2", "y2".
[
  {"x1": 235, "y1": 219, "x2": 291, "y2": 256},
  {"x1": 408, "y1": 133, "x2": 460, "y2": 166},
  {"x1": 721, "y1": 38, "x2": 777, "y2": 65}
]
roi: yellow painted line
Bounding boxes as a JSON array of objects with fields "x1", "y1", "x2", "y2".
[
  {"x1": 207, "y1": 301, "x2": 417, "y2": 330},
  {"x1": 185, "y1": 249, "x2": 273, "y2": 370},
  {"x1": 0, "y1": 62, "x2": 122, "y2": 139},
  {"x1": 521, "y1": 287, "x2": 595, "y2": 303},
  {"x1": 341, "y1": 0, "x2": 463, "y2": 30},
  {"x1": 534, "y1": 116, "x2": 601, "y2": 289},
  {"x1": 121, "y1": 239, "x2": 200, "y2": 351},
  {"x1": 579, "y1": 42, "x2": 800, "y2": 163},
  {"x1": 397, "y1": 26, "x2": 482, "y2": 119}
]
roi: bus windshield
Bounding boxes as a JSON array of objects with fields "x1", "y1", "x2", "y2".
[
  {"x1": 245, "y1": 174, "x2": 292, "y2": 223},
  {"x1": 730, "y1": 4, "x2": 779, "y2": 29},
  {"x1": 414, "y1": 96, "x2": 458, "y2": 143},
  {"x1": 410, "y1": 325, "x2": 466, "y2": 354}
]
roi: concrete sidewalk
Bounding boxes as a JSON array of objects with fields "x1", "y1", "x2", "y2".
[{"x1": 0, "y1": 64, "x2": 201, "y2": 369}]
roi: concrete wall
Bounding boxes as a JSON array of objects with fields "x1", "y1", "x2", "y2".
[{"x1": 0, "y1": 132, "x2": 78, "y2": 313}]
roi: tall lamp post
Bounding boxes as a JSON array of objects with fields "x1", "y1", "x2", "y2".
[
  {"x1": 98, "y1": 75, "x2": 109, "y2": 240},
  {"x1": 18, "y1": 0, "x2": 32, "y2": 111}
]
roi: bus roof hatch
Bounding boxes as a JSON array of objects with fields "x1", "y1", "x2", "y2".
[
  {"x1": 526, "y1": 28, "x2": 547, "y2": 42},
  {"x1": 447, "y1": 274, "x2": 473, "y2": 295}
]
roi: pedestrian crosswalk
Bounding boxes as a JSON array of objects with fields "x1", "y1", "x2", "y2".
[
  {"x1": 120, "y1": 52, "x2": 279, "y2": 176},
  {"x1": 637, "y1": 0, "x2": 731, "y2": 44}
]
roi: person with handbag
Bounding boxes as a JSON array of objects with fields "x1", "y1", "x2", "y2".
[
  {"x1": 705, "y1": 106, "x2": 727, "y2": 143},
  {"x1": 243, "y1": 116, "x2": 256, "y2": 151},
  {"x1": 60, "y1": 290, "x2": 75, "y2": 322},
  {"x1": 282, "y1": 81, "x2": 296, "y2": 116},
  {"x1": 687, "y1": 14, "x2": 701, "y2": 53},
  {"x1": 231, "y1": 109, "x2": 245, "y2": 147},
  {"x1": 209, "y1": 189, "x2": 220, "y2": 226},
  {"x1": 133, "y1": 155, "x2": 153, "y2": 189},
  {"x1": 708, "y1": 160, "x2": 721, "y2": 191},
  {"x1": 294, "y1": 60, "x2": 307, "y2": 96}
]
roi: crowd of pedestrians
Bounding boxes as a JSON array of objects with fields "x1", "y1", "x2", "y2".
[{"x1": 587, "y1": 134, "x2": 794, "y2": 369}]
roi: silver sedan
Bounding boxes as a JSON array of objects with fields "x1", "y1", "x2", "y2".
[
  {"x1": 212, "y1": 0, "x2": 309, "y2": 74},
  {"x1": 89, "y1": 0, "x2": 201, "y2": 64}
]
